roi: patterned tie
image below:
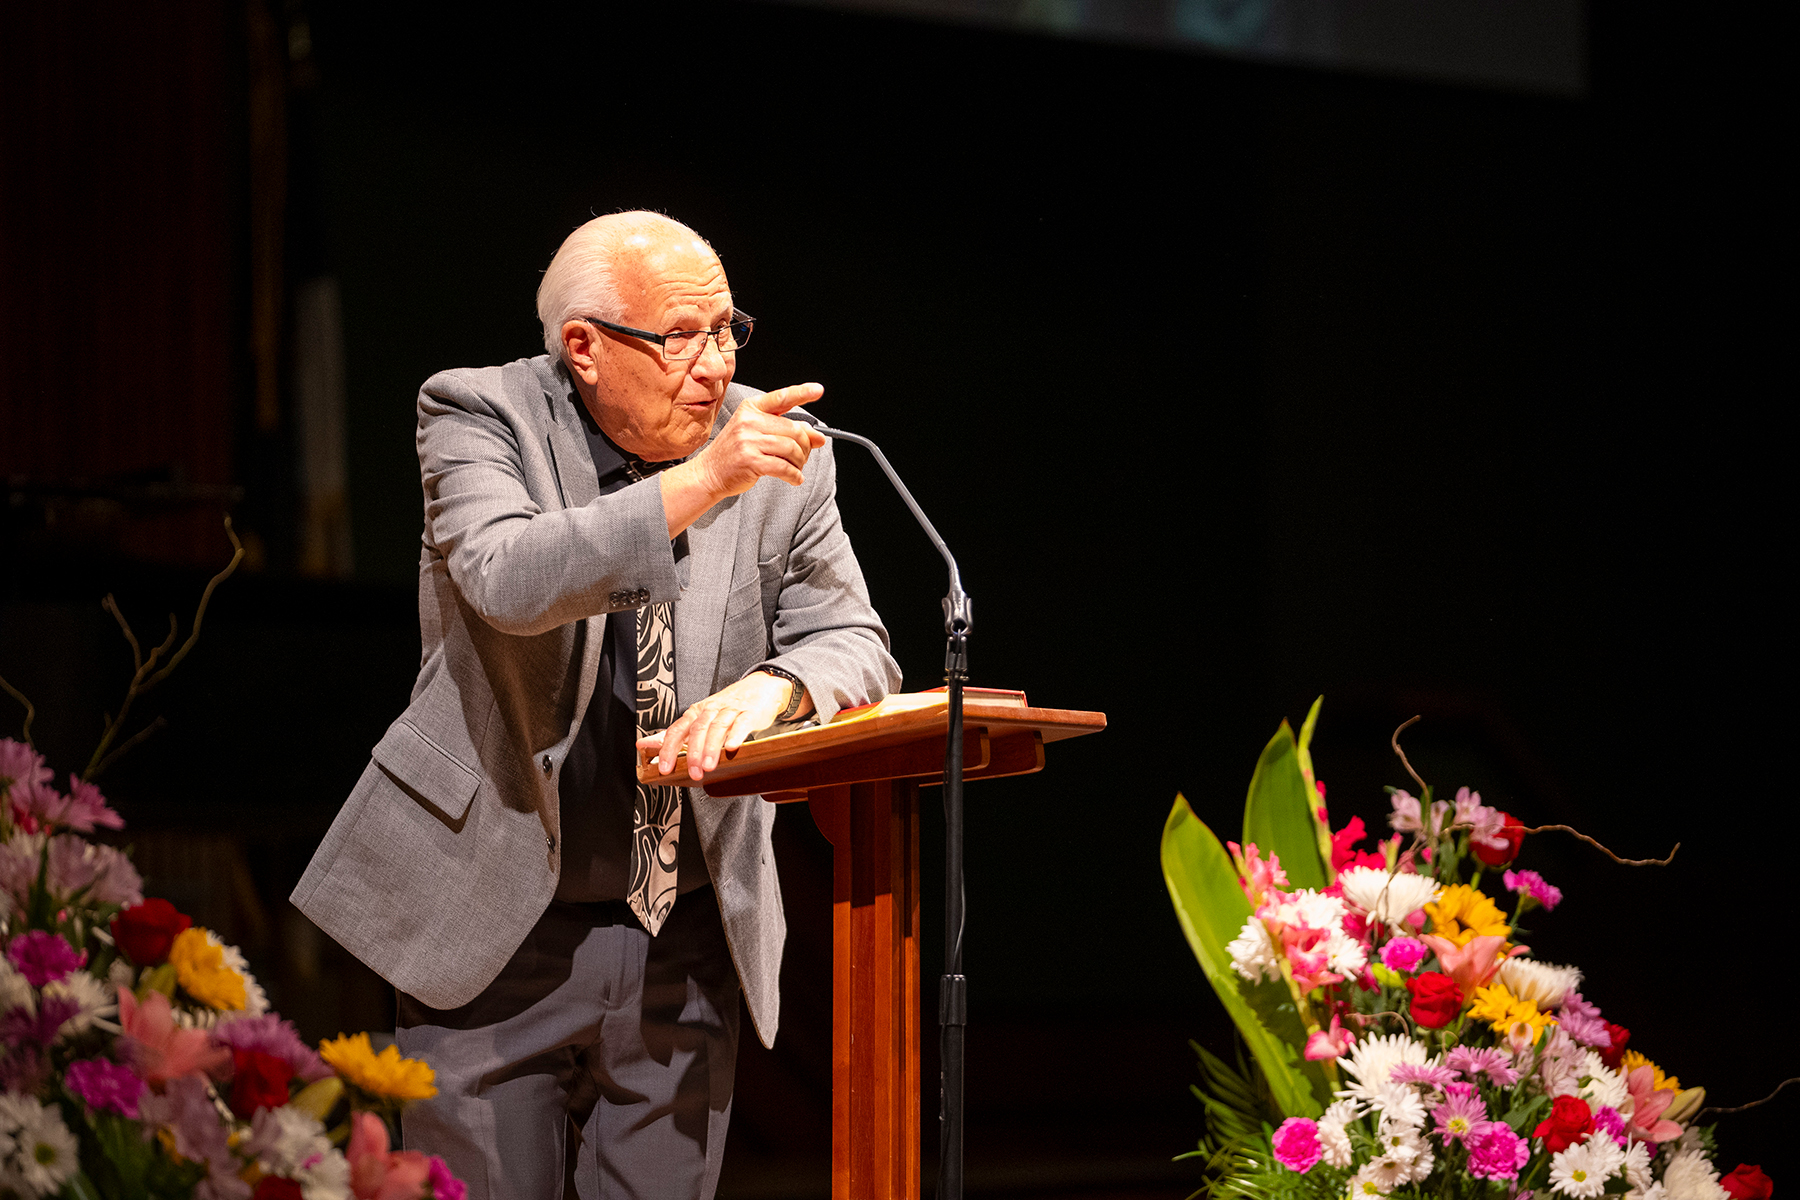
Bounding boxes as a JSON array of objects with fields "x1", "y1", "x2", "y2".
[{"x1": 624, "y1": 457, "x2": 682, "y2": 936}]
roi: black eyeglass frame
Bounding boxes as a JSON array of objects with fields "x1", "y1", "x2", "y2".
[{"x1": 581, "y1": 309, "x2": 755, "y2": 359}]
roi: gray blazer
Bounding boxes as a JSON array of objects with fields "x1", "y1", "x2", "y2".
[{"x1": 291, "y1": 356, "x2": 900, "y2": 1046}]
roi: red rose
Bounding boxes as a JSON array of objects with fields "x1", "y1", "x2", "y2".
[
  {"x1": 229, "y1": 1048, "x2": 294, "y2": 1120},
  {"x1": 109, "y1": 898, "x2": 192, "y2": 967},
  {"x1": 252, "y1": 1178, "x2": 305, "y2": 1200},
  {"x1": 1599, "y1": 1022, "x2": 1631, "y2": 1071},
  {"x1": 1472, "y1": 812, "x2": 1527, "y2": 866},
  {"x1": 1405, "y1": 972, "x2": 1463, "y2": 1029},
  {"x1": 1533, "y1": 1094, "x2": 1594, "y2": 1153},
  {"x1": 1720, "y1": 1165, "x2": 1773, "y2": 1200}
]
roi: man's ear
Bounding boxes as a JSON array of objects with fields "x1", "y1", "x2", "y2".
[{"x1": 560, "y1": 320, "x2": 603, "y2": 386}]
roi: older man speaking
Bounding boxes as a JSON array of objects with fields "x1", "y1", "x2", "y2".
[{"x1": 293, "y1": 211, "x2": 900, "y2": 1198}]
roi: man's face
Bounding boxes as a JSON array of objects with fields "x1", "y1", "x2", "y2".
[{"x1": 586, "y1": 235, "x2": 735, "y2": 462}]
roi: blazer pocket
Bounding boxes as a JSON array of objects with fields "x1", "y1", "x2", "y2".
[{"x1": 371, "y1": 719, "x2": 482, "y2": 825}]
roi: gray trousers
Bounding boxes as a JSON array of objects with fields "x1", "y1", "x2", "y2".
[{"x1": 395, "y1": 886, "x2": 740, "y2": 1200}]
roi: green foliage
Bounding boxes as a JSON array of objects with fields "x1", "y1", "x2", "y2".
[
  {"x1": 76, "y1": 1109, "x2": 207, "y2": 1199},
  {"x1": 1162, "y1": 796, "x2": 1329, "y2": 1118},
  {"x1": 1242, "y1": 722, "x2": 1327, "y2": 893}
]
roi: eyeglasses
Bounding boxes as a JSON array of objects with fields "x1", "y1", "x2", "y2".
[{"x1": 582, "y1": 309, "x2": 755, "y2": 361}]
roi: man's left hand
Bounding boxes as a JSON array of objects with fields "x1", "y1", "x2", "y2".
[{"x1": 638, "y1": 671, "x2": 811, "y2": 781}]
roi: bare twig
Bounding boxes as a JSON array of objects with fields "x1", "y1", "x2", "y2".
[
  {"x1": 83, "y1": 517, "x2": 244, "y2": 781},
  {"x1": 1518, "y1": 823, "x2": 1679, "y2": 867},
  {"x1": 91, "y1": 716, "x2": 168, "y2": 781},
  {"x1": 0, "y1": 673, "x2": 35, "y2": 745},
  {"x1": 1698, "y1": 1076, "x2": 1800, "y2": 1119},
  {"x1": 1390, "y1": 716, "x2": 1428, "y2": 794}
]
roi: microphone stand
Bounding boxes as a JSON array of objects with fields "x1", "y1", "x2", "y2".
[{"x1": 795, "y1": 411, "x2": 971, "y2": 1200}]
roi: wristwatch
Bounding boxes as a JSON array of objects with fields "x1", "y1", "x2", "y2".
[{"x1": 755, "y1": 665, "x2": 807, "y2": 723}]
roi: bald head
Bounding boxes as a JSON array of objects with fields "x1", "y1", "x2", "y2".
[{"x1": 536, "y1": 211, "x2": 720, "y2": 358}]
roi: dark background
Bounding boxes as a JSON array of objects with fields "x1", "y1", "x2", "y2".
[{"x1": 2, "y1": 2, "x2": 1790, "y2": 1194}]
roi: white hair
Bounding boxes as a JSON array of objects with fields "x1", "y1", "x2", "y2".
[{"x1": 535, "y1": 211, "x2": 713, "y2": 358}]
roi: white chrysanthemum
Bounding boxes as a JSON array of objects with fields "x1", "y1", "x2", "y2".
[
  {"x1": 1347, "y1": 1166, "x2": 1392, "y2": 1198},
  {"x1": 1499, "y1": 957, "x2": 1583, "y2": 1009},
  {"x1": 1373, "y1": 1085, "x2": 1427, "y2": 1131},
  {"x1": 298, "y1": 1146, "x2": 352, "y2": 1200},
  {"x1": 0, "y1": 1092, "x2": 39, "y2": 1135},
  {"x1": 1625, "y1": 1185, "x2": 1668, "y2": 1200},
  {"x1": 1622, "y1": 1141, "x2": 1655, "y2": 1190},
  {"x1": 1361, "y1": 1151, "x2": 1414, "y2": 1191},
  {"x1": 1340, "y1": 1034, "x2": 1431, "y2": 1103},
  {"x1": 13, "y1": 1099, "x2": 80, "y2": 1195},
  {"x1": 1268, "y1": 890, "x2": 1370, "y2": 974},
  {"x1": 1337, "y1": 866, "x2": 1442, "y2": 927},
  {"x1": 1661, "y1": 1148, "x2": 1730, "y2": 1200},
  {"x1": 1316, "y1": 1098, "x2": 1361, "y2": 1169},
  {"x1": 1579, "y1": 1051, "x2": 1631, "y2": 1113},
  {"x1": 1226, "y1": 917, "x2": 1280, "y2": 984},
  {"x1": 1551, "y1": 1136, "x2": 1627, "y2": 1198},
  {"x1": 42, "y1": 969, "x2": 117, "y2": 1037}
]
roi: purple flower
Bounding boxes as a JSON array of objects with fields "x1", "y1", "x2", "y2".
[
  {"x1": 45, "y1": 835, "x2": 142, "y2": 905},
  {"x1": 1445, "y1": 1045, "x2": 1521, "y2": 1087},
  {"x1": 57, "y1": 774, "x2": 125, "y2": 833},
  {"x1": 1381, "y1": 936, "x2": 1428, "y2": 973},
  {"x1": 66, "y1": 1057, "x2": 146, "y2": 1117},
  {"x1": 1389, "y1": 790, "x2": 1422, "y2": 832},
  {"x1": 1465, "y1": 1120, "x2": 1529, "y2": 1179},
  {"x1": 0, "y1": 833, "x2": 43, "y2": 903},
  {"x1": 211, "y1": 1014, "x2": 333, "y2": 1083},
  {"x1": 1502, "y1": 868, "x2": 1562, "y2": 912},
  {"x1": 1271, "y1": 1117, "x2": 1322, "y2": 1173},
  {"x1": 427, "y1": 1155, "x2": 468, "y2": 1200},
  {"x1": 1432, "y1": 1082, "x2": 1489, "y2": 1143},
  {"x1": 1557, "y1": 992, "x2": 1611, "y2": 1049},
  {"x1": 0, "y1": 992, "x2": 81, "y2": 1046},
  {"x1": 7, "y1": 929, "x2": 87, "y2": 986},
  {"x1": 139, "y1": 1075, "x2": 245, "y2": 1198}
]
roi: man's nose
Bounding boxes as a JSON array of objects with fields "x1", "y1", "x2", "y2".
[{"x1": 691, "y1": 333, "x2": 731, "y2": 377}]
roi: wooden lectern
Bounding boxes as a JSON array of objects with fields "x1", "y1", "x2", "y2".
[{"x1": 640, "y1": 689, "x2": 1105, "y2": 1199}]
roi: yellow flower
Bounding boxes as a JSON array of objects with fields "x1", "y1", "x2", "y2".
[
  {"x1": 1468, "y1": 981, "x2": 1555, "y2": 1040},
  {"x1": 169, "y1": 927, "x2": 247, "y2": 1011},
  {"x1": 319, "y1": 1033, "x2": 438, "y2": 1101},
  {"x1": 1620, "y1": 1050, "x2": 1680, "y2": 1093},
  {"x1": 1424, "y1": 885, "x2": 1511, "y2": 947}
]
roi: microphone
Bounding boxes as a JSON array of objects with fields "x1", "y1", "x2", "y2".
[{"x1": 790, "y1": 402, "x2": 973, "y2": 1200}]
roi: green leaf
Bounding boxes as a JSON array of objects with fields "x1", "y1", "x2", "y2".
[
  {"x1": 1293, "y1": 696, "x2": 1335, "y2": 879},
  {"x1": 1162, "y1": 796, "x2": 1327, "y2": 1118},
  {"x1": 1242, "y1": 722, "x2": 1328, "y2": 893}
]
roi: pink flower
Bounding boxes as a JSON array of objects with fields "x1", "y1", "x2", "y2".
[
  {"x1": 1390, "y1": 1061, "x2": 1457, "y2": 1088},
  {"x1": 1420, "y1": 934, "x2": 1508, "y2": 999},
  {"x1": 425, "y1": 1157, "x2": 467, "y2": 1200},
  {"x1": 45, "y1": 834, "x2": 143, "y2": 905},
  {"x1": 56, "y1": 774, "x2": 125, "y2": 832},
  {"x1": 1227, "y1": 841, "x2": 1289, "y2": 906},
  {"x1": 1592, "y1": 1105, "x2": 1628, "y2": 1147},
  {"x1": 1304, "y1": 1013, "x2": 1356, "y2": 1061},
  {"x1": 1271, "y1": 1117, "x2": 1322, "y2": 1172},
  {"x1": 6, "y1": 929, "x2": 87, "y2": 986},
  {"x1": 1380, "y1": 936, "x2": 1428, "y2": 973},
  {"x1": 1432, "y1": 1082, "x2": 1488, "y2": 1143},
  {"x1": 1445, "y1": 1045, "x2": 1520, "y2": 1087},
  {"x1": 1389, "y1": 790, "x2": 1423, "y2": 831},
  {"x1": 1502, "y1": 869, "x2": 1562, "y2": 912},
  {"x1": 0, "y1": 739, "x2": 51, "y2": 798},
  {"x1": 347, "y1": 1111, "x2": 432, "y2": 1200},
  {"x1": 117, "y1": 987, "x2": 231, "y2": 1088},
  {"x1": 0, "y1": 992, "x2": 81, "y2": 1047},
  {"x1": 1623, "y1": 1065, "x2": 1683, "y2": 1143},
  {"x1": 66, "y1": 1057, "x2": 147, "y2": 1117},
  {"x1": 1556, "y1": 992, "x2": 1611, "y2": 1049},
  {"x1": 1455, "y1": 787, "x2": 1505, "y2": 847},
  {"x1": 1465, "y1": 1120, "x2": 1530, "y2": 1179}
]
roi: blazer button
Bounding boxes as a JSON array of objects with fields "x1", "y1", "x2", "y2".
[
  {"x1": 541, "y1": 755, "x2": 552, "y2": 775},
  {"x1": 546, "y1": 834, "x2": 556, "y2": 850}
]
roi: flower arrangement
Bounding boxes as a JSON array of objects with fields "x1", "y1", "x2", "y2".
[
  {"x1": 0, "y1": 736, "x2": 467, "y2": 1199},
  {"x1": 1162, "y1": 699, "x2": 1774, "y2": 1200},
  {"x1": 0, "y1": 527, "x2": 466, "y2": 1199}
]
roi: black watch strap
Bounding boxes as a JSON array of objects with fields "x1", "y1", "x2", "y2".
[{"x1": 755, "y1": 665, "x2": 806, "y2": 722}]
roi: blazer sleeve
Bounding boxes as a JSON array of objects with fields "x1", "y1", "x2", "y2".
[
  {"x1": 756, "y1": 436, "x2": 903, "y2": 722},
  {"x1": 417, "y1": 367, "x2": 681, "y2": 637}
]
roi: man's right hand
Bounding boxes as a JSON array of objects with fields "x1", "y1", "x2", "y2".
[{"x1": 658, "y1": 384, "x2": 828, "y2": 539}]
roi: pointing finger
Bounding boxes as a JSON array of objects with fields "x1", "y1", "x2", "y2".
[{"x1": 752, "y1": 383, "x2": 824, "y2": 416}]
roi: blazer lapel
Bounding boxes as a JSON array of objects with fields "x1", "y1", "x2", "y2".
[
  {"x1": 543, "y1": 379, "x2": 605, "y2": 731},
  {"x1": 675, "y1": 493, "x2": 741, "y2": 711}
]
